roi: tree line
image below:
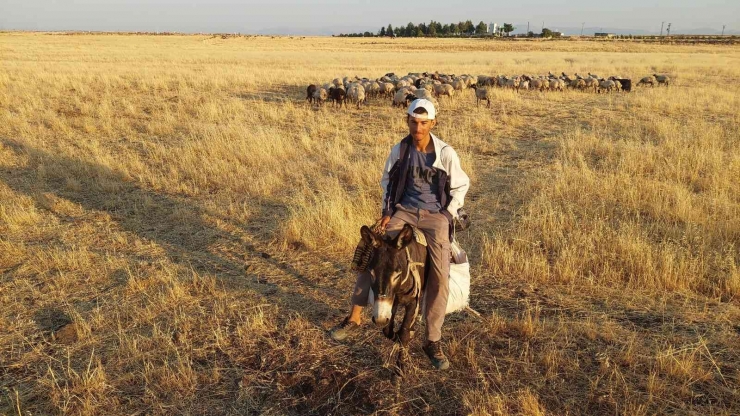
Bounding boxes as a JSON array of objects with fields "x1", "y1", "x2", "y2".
[{"x1": 337, "y1": 21, "x2": 516, "y2": 38}]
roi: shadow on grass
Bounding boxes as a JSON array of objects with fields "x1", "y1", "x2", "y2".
[{"x1": 0, "y1": 136, "x2": 409, "y2": 414}]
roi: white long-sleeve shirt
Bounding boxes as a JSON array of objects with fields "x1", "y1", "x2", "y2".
[{"x1": 380, "y1": 133, "x2": 470, "y2": 218}]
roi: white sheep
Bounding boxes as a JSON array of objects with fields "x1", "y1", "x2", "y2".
[
  {"x1": 548, "y1": 78, "x2": 564, "y2": 91},
  {"x1": 380, "y1": 82, "x2": 395, "y2": 97},
  {"x1": 313, "y1": 87, "x2": 328, "y2": 106},
  {"x1": 347, "y1": 84, "x2": 366, "y2": 109},
  {"x1": 653, "y1": 74, "x2": 670, "y2": 86},
  {"x1": 598, "y1": 79, "x2": 616, "y2": 93},
  {"x1": 433, "y1": 84, "x2": 455, "y2": 100},
  {"x1": 472, "y1": 85, "x2": 491, "y2": 108},
  {"x1": 393, "y1": 89, "x2": 415, "y2": 108},
  {"x1": 451, "y1": 79, "x2": 466, "y2": 91},
  {"x1": 637, "y1": 76, "x2": 655, "y2": 87}
]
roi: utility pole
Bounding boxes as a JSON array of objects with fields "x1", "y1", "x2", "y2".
[
  {"x1": 542, "y1": 21, "x2": 544, "y2": 32},
  {"x1": 581, "y1": 22, "x2": 585, "y2": 36},
  {"x1": 660, "y1": 21, "x2": 664, "y2": 36},
  {"x1": 666, "y1": 23, "x2": 671, "y2": 36},
  {"x1": 722, "y1": 25, "x2": 725, "y2": 36},
  {"x1": 527, "y1": 22, "x2": 529, "y2": 34}
]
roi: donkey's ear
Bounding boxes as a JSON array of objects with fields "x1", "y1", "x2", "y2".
[
  {"x1": 395, "y1": 224, "x2": 415, "y2": 249},
  {"x1": 360, "y1": 225, "x2": 382, "y2": 248}
]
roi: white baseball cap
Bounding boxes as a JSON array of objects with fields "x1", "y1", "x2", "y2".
[{"x1": 407, "y1": 98, "x2": 436, "y2": 120}]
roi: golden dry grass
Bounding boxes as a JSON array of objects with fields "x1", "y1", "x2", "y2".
[{"x1": 1, "y1": 33, "x2": 739, "y2": 415}]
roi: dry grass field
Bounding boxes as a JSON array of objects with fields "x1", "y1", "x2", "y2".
[{"x1": 1, "y1": 33, "x2": 739, "y2": 415}]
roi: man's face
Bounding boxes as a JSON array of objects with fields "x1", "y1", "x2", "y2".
[{"x1": 407, "y1": 115, "x2": 436, "y2": 141}]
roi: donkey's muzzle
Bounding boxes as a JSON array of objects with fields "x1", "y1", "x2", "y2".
[{"x1": 372, "y1": 299, "x2": 393, "y2": 327}]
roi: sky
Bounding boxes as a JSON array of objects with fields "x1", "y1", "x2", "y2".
[{"x1": 1, "y1": 0, "x2": 738, "y2": 35}]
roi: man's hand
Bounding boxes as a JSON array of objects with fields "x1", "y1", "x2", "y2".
[{"x1": 378, "y1": 215, "x2": 391, "y2": 231}]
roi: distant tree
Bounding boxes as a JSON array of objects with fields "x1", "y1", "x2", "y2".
[
  {"x1": 475, "y1": 21, "x2": 488, "y2": 35},
  {"x1": 394, "y1": 27, "x2": 403, "y2": 37},
  {"x1": 441, "y1": 24, "x2": 450, "y2": 35},
  {"x1": 379, "y1": 27, "x2": 386, "y2": 36},
  {"x1": 364, "y1": 31, "x2": 373, "y2": 37},
  {"x1": 416, "y1": 28, "x2": 424, "y2": 37},
  {"x1": 419, "y1": 23, "x2": 428, "y2": 35},
  {"x1": 464, "y1": 20, "x2": 474, "y2": 34},
  {"x1": 405, "y1": 22, "x2": 416, "y2": 37},
  {"x1": 503, "y1": 23, "x2": 515, "y2": 36},
  {"x1": 428, "y1": 23, "x2": 437, "y2": 37},
  {"x1": 527, "y1": 31, "x2": 535, "y2": 37},
  {"x1": 387, "y1": 24, "x2": 393, "y2": 36},
  {"x1": 541, "y1": 28, "x2": 553, "y2": 38}
]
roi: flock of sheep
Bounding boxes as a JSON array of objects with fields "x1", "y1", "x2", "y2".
[{"x1": 305, "y1": 72, "x2": 671, "y2": 109}]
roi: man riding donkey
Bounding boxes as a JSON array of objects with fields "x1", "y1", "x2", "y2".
[{"x1": 331, "y1": 99, "x2": 470, "y2": 370}]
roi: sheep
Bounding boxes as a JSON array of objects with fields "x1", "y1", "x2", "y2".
[
  {"x1": 653, "y1": 74, "x2": 670, "y2": 86},
  {"x1": 380, "y1": 82, "x2": 395, "y2": 97},
  {"x1": 395, "y1": 80, "x2": 410, "y2": 90},
  {"x1": 333, "y1": 78, "x2": 343, "y2": 88},
  {"x1": 549, "y1": 78, "x2": 565, "y2": 91},
  {"x1": 306, "y1": 84, "x2": 317, "y2": 103},
  {"x1": 501, "y1": 76, "x2": 521, "y2": 92},
  {"x1": 519, "y1": 80, "x2": 530, "y2": 91},
  {"x1": 472, "y1": 85, "x2": 491, "y2": 108},
  {"x1": 365, "y1": 81, "x2": 381, "y2": 98},
  {"x1": 451, "y1": 79, "x2": 466, "y2": 92},
  {"x1": 582, "y1": 77, "x2": 599, "y2": 92},
  {"x1": 571, "y1": 78, "x2": 586, "y2": 90},
  {"x1": 598, "y1": 79, "x2": 616, "y2": 93},
  {"x1": 347, "y1": 84, "x2": 366, "y2": 109},
  {"x1": 414, "y1": 88, "x2": 434, "y2": 101},
  {"x1": 393, "y1": 90, "x2": 416, "y2": 108},
  {"x1": 433, "y1": 83, "x2": 455, "y2": 100},
  {"x1": 611, "y1": 77, "x2": 632, "y2": 92},
  {"x1": 312, "y1": 87, "x2": 328, "y2": 106},
  {"x1": 329, "y1": 87, "x2": 347, "y2": 107},
  {"x1": 419, "y1": 81, "x2": 434, "y2": 92},
  {"x1": 529, "y1": 78, "x2": 547, "y2": 92},
  {"x1": 637, "y1": 76, "x2": 655, "y2": 87}
]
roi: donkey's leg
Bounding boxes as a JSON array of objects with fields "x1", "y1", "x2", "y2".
[
  {"x1": 394, "y1": 301, "x2": 420, "y2": 379},
  {"x1": 383, "y1": 298, "x2": 400, "y2": 341}
]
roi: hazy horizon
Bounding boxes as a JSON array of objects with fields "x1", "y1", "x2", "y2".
[{"x1": 1, "y1": 0, "x2": 737, "y2": 35}]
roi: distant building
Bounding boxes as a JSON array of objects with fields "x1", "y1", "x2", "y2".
[
  {"x1": 594, "y1": 32, "x2": 616, "y2": 38},
  {"x1": 488, "y1": 23, "x2": 499, "y2": 35}
]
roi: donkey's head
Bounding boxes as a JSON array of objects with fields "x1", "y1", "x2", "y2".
[{"x1": 361, "y1": 224, "x2": 418, "y2": 328}]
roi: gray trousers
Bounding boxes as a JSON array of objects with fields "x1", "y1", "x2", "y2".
[{"x1": 351, "y1": 205, "x2": 451, "y2": 342}]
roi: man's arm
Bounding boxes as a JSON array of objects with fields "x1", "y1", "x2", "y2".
[
  {"x1": 442, "y1": 147, "x2": 470, "y2": 218},
  {"x1": 380, "y1": 144, "x2": 400, "y2": 218}
]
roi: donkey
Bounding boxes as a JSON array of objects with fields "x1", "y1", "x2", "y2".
[{"x1": 360, "y1": 223, "x2": 427, "y2": 379}]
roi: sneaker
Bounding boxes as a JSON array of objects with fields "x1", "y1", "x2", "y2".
[
  {"x1": 330, "y1": 317, "x2": 361, "y2": 341},
  {"x1": 422, "y1": 341, "x2": 450, "y2": 370}
]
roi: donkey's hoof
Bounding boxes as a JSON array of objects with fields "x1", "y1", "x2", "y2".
[{"x1": 383, "y1": 327, "x2": 396, "y2": 341}]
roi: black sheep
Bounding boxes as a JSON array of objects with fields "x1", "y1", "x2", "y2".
[
  {"x1": 306, "y1": 84, "x2": 317, "y2": 103},
  {"x1": 330, "y1": 87, "x2": 347, "y2": 108}
]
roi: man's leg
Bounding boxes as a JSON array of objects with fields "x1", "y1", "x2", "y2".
[{"x1": 417, "y1": 210, "x2": 451, "y2": 369}]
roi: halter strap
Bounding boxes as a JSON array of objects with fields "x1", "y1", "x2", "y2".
[{"x1": 400, "y1": 246, "x2": 424, "y2": 297}]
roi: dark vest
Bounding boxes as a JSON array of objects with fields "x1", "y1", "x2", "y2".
[{"x1": 383, "y1": 135, "x2": 451, "y2": 219}]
